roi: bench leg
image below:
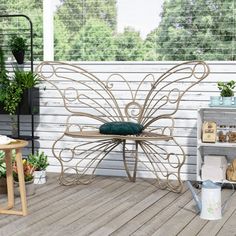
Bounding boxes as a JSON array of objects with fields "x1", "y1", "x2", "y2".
[{"x1": 122, "y1": 140, "x2": 138, "y2": 182}]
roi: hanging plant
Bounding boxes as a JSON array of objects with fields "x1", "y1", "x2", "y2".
[{"x1": 9, "y1": 36, "x2": 27, "y2": 64}]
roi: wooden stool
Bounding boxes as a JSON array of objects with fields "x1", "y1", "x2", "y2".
[{"x1": 0, "y1": 140, "x2": 28, "y2": 216}]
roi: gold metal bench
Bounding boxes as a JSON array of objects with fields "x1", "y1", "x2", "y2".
[{"x1": 36, "y1": 61, "x2": 210, "y2": 192}]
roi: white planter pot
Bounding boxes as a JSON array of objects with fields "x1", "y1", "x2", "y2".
[{"x1": 34, "y1": 170, "x2": 47, "y2": 184}]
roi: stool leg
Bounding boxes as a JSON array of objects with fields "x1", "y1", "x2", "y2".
[
  {"x1": 5, "y1": 150, "x2": 14, "y2": 209},
  {"x1": 15, "y1": 148, "x2": 28, "y2": 216}
]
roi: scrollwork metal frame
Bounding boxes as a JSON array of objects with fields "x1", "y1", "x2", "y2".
[{"x1": 36, "y1": 61, "x2": 210, "y2": 193}]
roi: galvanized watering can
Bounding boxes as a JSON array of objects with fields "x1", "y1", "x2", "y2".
[{"x1": 187, "y1": 180, "x2": 234, "y2": 220}]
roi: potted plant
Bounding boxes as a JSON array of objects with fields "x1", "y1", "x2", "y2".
[
  {"x1": 28, "y1": 151, "x2": 49, "y2": 184},
  {"x1": 218, "y1": 80, "x2": 235, "y2": 106},
  {"x1": 210, "y1": 80, "x2": 235, "y2": 106},
  {"x1": 1, "y1": 69, "x2": 40, "y2": 115},
  {"x1": 13, "y1": 159, "x2": 36, "y2": 196},
  {"x1": 9, "y1": 35, "x2": 27, "y2": 64},
  {"x1": 12, "y1": 69, "x2": 40, "y2": 115}
]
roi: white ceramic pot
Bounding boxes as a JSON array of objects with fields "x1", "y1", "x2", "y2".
[
  {"x1": 34, "y1": 170, "x2": 46, "y2": 184},
  {"x1": 14, "y1": 179, "x2": 35, "y2": 196}
]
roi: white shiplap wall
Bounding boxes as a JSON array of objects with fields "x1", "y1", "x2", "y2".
[{"x1": 1, "y1": 61, "x2": 235, "y2": 181}]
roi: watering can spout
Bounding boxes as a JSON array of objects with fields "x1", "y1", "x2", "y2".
[{"x1": 186, "y1": 181, "x2": 202, "y2": 213}]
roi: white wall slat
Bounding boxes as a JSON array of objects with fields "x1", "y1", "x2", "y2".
[{"x1": 2, "y1": 61, "x2": 235, "y2": 181}]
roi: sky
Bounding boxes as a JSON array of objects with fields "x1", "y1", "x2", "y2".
[{"x1": 117, "y1": 0, "x2": 164, "y2": 39}]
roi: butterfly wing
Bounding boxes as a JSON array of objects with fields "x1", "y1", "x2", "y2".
[{"x1": 136, "y1": 61, "x2": 210, "y2": 129}]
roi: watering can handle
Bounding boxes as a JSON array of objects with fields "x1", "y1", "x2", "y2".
[{"x1": 221, "y1": 181, "x2": 235, "y2": 213}]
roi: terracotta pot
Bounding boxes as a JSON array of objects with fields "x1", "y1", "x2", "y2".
[{"x1": 14, "y1": 179, "x2": 35, "y2": 196}]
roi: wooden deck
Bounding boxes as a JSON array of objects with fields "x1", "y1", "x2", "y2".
[{"x1": 0, "y1": 173, "x2": 235, "y2": 236}]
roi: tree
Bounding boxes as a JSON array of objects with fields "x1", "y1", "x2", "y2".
[
  {"x1": 54, "y1": 0, "x2": 117, "y2": 60},
  {"x1": 69, "y1": 18, "x2": 116, "y2": 61},
  {"x1": 54, "y1": 15, "x2": 72, "y2": 61},
  {"x1": 144, "y1": 28, "x2": 159, "y2": 61},
  {"x1": 156, "y1": 0, "x2": 236, "y2": 60},
  {"x1": 56, "y1": 0, "x2": 116, "y2": 33},
  {"x1": 0, "y1": 0, "x2": 43, "y2": 60},
  {"x1": 115, "y1": 27, "x2": 145, "y2": 61}
]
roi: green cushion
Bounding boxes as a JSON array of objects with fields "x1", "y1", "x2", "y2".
[{"x1": 99, "y1": 122, "x2": 143, "y2": 135}]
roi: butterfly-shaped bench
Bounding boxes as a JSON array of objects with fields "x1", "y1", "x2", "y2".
[{"x1": 36, "y1": 61, "x2": 209, "y2": 192}]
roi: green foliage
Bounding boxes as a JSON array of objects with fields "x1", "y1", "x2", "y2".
[
  {"x1": 155, "y1": 0, "x2": 236, "y2": 61},
  {"x1": 4, "y1": 82, "x2": 23, "y2": 115},
  {"x1": 54, "y1": 0, "x2": 116, "y2": 60},
  {"x1": 9, "y1": 35, "x2": 27, "y2": 52},
  {"x1": 2, "y1": 0, "x2": 236, "y2": 61},
  {"x1": 13, "y1": 159, "x2": 34, "y2": 182},
  {"x1": 54, "y1": 15, "x2": 71, "y2": 61},
  {"x1": 115, "y1": 27, "x2": 145, "y2": 61},
  {"x1": 13, "y1": 70, "x2": 40, "y2": 89},
  {"x1": 218, "y1": 80, "x2": 235, "y2": 97},
  {"x1": 143, "y1": 28, "x2": 159, "y2": 61},
  {"x1": 57, "y1": 0, "x2": 116, "y2": 32},
  {"x1": 0, "y1": 47, "x2": 9, "y2": 102},
  {"x1": 0, "y1": 1, "x2": 43, "y2": 60},
  {"x1": 28, "y1": 151, "x2": 49, "y2": 171},
  {"x1": 70, "y1": 18, "x2": 116, "y2": 61},
  {"x1": 0, "y1": 48, "x2": 40, "y2": 115}
]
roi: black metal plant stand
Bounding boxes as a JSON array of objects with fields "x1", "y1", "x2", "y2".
[{"x1": 0, "y1": 14, "x2": 39, "y2": 154}]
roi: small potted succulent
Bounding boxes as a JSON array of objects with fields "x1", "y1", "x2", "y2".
[
  {"x1": 218, "y1": 80, "x2": 235, "y2": 106},
  {"x1": 13, "y1": 159, "x2": 36, "y2": 196},
  {"x1": 210, "y1": 80, "x2": 235, "y2": 106},
  {"x1": 28, "y1": 151, "x2": 49, "y2": 184},
  {"x1": 9, "y1": 35, "x2": 27, "y2": 64}
]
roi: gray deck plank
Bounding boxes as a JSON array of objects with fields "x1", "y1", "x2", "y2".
[
  {"x1": 45, "y1": 179, "x2": 155, "y2": 236},
  {"x1": 15, "y1": 178, "x2": 136, "y2": 236},
  {"x1": 81, "y1": 185, "x2": 166, "y2": 236},
  {"x1": 131, "y1": 188, "x2": 195, "y2": 236},
  {"x1": 216, "y1": 209, "x2": 236, "y2": 236},
  {"x1": 197, "y1": 189, "x2": 236, "y2": 236},
  {"x1": 111, "y1": 186, "x2": 188, "y2": 236},
  {"x1": 177, "y1": 189, "x2": 233, "y2": 236},
  {"x1": 0, "y1": 176, "x2": 235, "y2": 236},
  {"x1": 0, "y1": 174, "x2": 108, "y2": 236}
]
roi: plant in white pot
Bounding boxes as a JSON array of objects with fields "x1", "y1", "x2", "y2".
[
  {"x1": 218, "y1": 80, "x2": 235, "y2": 106},
  {"x1": 28, "y1": 151, "x2": 49, "y2": 184}
]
